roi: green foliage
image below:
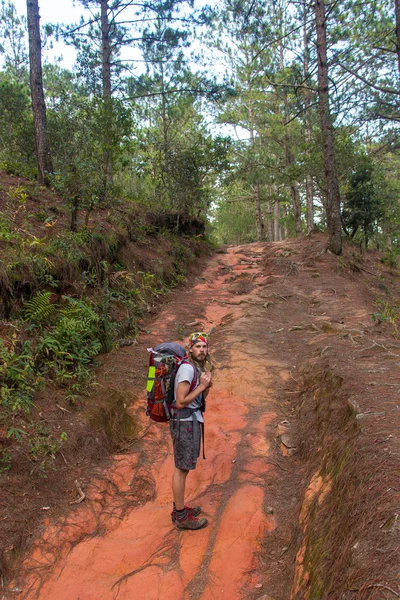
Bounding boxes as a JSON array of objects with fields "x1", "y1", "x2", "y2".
[
  {"x1": 0, "y1": 449, "x2": 12, "y2": 472},
  {"x1": 0, "y1": 337, "x2": 37, "y2": 415},
  {"x1": 23, "y1": 291, "x2": 56, "y2": 323},
  {"x1": 48, "y1": 93, "x2": 133, "y2": 222},
  {"x1": 342, "y1": 155, "x2": 383, "y2": 247},
  {"x1": 0, "y1": 75, "x2": 35, "y2": 176},
  {"x1": 371, "y1": 297, "x2": 400, "y2": 331},
  {"x1": 0, "y1": 215, "x2": 13, "y2": 241},
  {"x1": 381, "y1": 250, "x2": 398, "y2": 268},
  {"x1": 0, "y1": 0, "x2": 28, "y2": 82},
  {"x1": 211, "y1": 185, "x2": 257, "y2": 244},
  {"x1": 37, "y1": 297, "x2": 101, "y2": 384},
  {"x1": 28, "y1": 423, "x2": 66, "y2": 468}
]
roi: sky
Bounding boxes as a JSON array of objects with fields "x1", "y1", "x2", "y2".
[
  {"x1": 7, "y1": 0, "x2": 242, "y2": 139},
  {"x1": 11, "y1": 0, "x2": 86, "y2": 67}
]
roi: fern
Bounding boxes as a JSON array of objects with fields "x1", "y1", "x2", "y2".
[
  {"x1": 60, "y1": 297, "x2": 99, "y2": 325},
  {"x1": 23, "y1": 291, "x2": 56, "y2": 324}
]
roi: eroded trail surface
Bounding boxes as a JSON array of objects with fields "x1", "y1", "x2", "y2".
[
  {"x1": 15, "y1": 237, "x2": 400, "y2": 600},
  {"x1": 20, "y1": 242, "x2": 291, "y2": 600}
]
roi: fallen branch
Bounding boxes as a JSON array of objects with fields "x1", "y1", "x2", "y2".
[
  {"x1": 69, "y1": 480, "x2": 86, "y2": 505},
  {"x1": 186, "y1": 320, "x2": 202, "y2": 327},
  {"x1": 359, "y1": 266, "x2": 378, "y2": 277},
  {"x1": 313, "y1": 246, "x2": 327, "y2": 259},
  {"x1": 357, "y1": 341, "x2": 400, "y2": 358},
  {"x1": 289, "y1": 324, "x2": 312, "y2": 331},
  {"x1": 266, "y1": 461, "x2": 289, "y2": 472},
  {"x1": 274, "y1": 294, "x2": 292, "y2": 302},
  {"x1": 320, "y1": 345, "x2": 331, "y2": 357},
  {"x1": 364, "y1": 584, "x2": 399, "y2": 597}
]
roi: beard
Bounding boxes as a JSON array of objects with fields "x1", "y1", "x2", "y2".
[{"x1": 191, "y1": 352, "x2": 207, "y2": 365}]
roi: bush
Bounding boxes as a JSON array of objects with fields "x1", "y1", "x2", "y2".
[
  {"x1": 0, "y1": 338, "x2": 37, "y2": 416},
  {"x1": 37, "y1": 297, "x2": 102, "y2": 384},
  {"x1": 381, "y1": 249, "x2": 398, "y2": 268}
]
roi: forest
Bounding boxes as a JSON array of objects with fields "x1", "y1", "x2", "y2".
[{"x1": 0, "y1": 0, "x2": 398, "y2": 252}]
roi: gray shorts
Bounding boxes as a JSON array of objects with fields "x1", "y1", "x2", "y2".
[{"x1": 170, "y1": 419, "x2": 201, "y2": 471}]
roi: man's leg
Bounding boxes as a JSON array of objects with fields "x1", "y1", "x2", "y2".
[
  {"x1": 172, "y1": 467, "x2": 188, "y2": 511},
  {"x1": 170, "y1": 420, "x2": 207, "y2": 529}
]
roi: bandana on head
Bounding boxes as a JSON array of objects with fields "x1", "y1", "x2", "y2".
[{"x1": 189, "y1": 332, "x2": 209, "y2": 348}]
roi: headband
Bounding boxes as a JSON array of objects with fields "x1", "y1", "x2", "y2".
[{"x1": 189, "y1": 332, "x2": 209, "y2": 348}]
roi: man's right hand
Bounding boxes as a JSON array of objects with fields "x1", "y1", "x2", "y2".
[{"x1": 199, "y1": 371, "x2": 212, "y2": 390}]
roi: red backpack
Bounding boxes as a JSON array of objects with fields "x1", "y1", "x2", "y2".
[{"x1": 146, "y1": 342, "x2": 197, "y2": 422}]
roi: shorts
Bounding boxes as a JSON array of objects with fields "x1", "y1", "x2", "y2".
[{"x1": 170, "y1": 419, "x2": 201, "y2": 471}]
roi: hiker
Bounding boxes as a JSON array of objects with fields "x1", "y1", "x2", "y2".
[{"x1": 170, "y1": 332, "x2": 212, "y2": 530}]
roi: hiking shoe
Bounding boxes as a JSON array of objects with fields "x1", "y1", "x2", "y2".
[
  {"x1": 171, "y1": 505, "x2": 201, "y2": 524},
  {"x1": 175, "y1": 513, "x2": 208, "y2": 531}
]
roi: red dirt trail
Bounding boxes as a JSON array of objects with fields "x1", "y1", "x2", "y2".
[
  {"x1": 15, "y1": 236, "x2": 400, "y2": 599},
  {"x1": 19, "y1": 243, "x2": 288, "y2": 600}
]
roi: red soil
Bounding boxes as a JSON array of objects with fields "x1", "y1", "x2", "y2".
[
  {"x1": 9, "y1": 235, "x2": 400, "y2": 600},
  {"x1": 18, "y1": 243, "x2": 281, "y2": 600}
]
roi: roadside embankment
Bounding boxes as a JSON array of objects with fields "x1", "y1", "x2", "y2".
[{"x1": 291, "y1": 356, "x2": 399, "y2": 600}]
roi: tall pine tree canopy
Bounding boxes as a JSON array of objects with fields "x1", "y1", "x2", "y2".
[{"x1": 0, "y1": 0, "x2": 398, "y2": 251}]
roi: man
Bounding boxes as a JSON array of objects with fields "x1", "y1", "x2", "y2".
[{"x1": 170, "y1": 332, "x2": 212, "y2": 530}]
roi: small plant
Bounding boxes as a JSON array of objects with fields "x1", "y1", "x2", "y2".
[
  {"x1": 372, "y1": 298, "x2": 400, "y2": 328},
  {"x1": 37, "y1": 297, "x2": 102, "y2": 384},
  {"x1": 83, "y1": 268, "x2": 98, "y2": 287},
  {"x1": 6, "y1": 427, "x2": 26, "y2": 441},
  {"x1": 0, "y1": 216, "x2": 13, "y2": 242},
  {"x1": 23, "y1": 291, "x2": 57, "y2": 324},
  {"x1": 0, "y1": 337, "x2": 37, "y2": 414},
  {"x1": 28, "y1": 423, "x2": 65, "y2": 468},
  {"x1": 171, "y1": 274, "x2": 185, "y2": 288},
  {"x1": 381, "y1": 250, "x2": 398, "y2": 269},
  {"x1": 0, "y1": 449, "x2": 12, "y2": 472},
  {"x1": 31, "y1": 211, "x2": 48, "y2": 222},
  {"x1": 176, "y1": 324, "x2": 186, "y2": 340},
  {"x1": 7, "y1": 186, "x2": 29, "y2": 204},
  {"x1": 140, "y1": 271, "x2": 165, "y2": 297},
  {"x1": 336, "y1": 256, "x2": 347, "y2": 271}
]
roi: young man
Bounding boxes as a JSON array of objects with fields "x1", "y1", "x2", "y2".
[{"x1": 170, "y1": 332, "x2": 212, "y2": 530}]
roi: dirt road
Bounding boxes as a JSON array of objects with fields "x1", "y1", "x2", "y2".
[
  {"x1": 18, "y1": 243, "x2": 292, "y2": 600},
  {"x1": 15, "y1": 237, "x2": 400, "y2": 599}
]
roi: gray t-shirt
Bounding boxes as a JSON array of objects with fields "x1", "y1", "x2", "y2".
[{"x1": 173, "y1": 362, "x2": 204, "y2": 423}]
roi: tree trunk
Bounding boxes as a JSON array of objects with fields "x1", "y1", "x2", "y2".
[
  {"x1": 303, "y1": 0, "x2": 314, "y2": 234},
  {"x1": 255, "y1": 183, "x2": 264, "y2": 242},
  {"x1": 274, "y1": 196, "x2": 281, "y2": 241},
  {"x1": 160, "y1": 49, "x2": 170, "y2": 206},
  {"x1": 101, "y1": 0, "x2": 113, "y2": 194},
  {"x1": 315, "y1": 0, "x2": 342, "y2": 254},
  {"x1": 266, "y1": 189, "x2": 274, "y2": 241},
  {"x1": 279, "y1": 36, "x2": 302, "y2": 236},
  {"x1": 305, "y1": 175, "x2": 314, "y2": 234},
  {"x1": 395, "y1": 0, "x2": 400, "y2": 77},
  {"x1": 70, "y1": 196, "x2": 79, "y2": 232},
  {"x1": 26, "y1": 0, "x2": 53, "y2": 185},
  {"x1": 247, "y1": 56, "x2": 264, "y2": 242},
  {"x1": 291, "y1": 182, "x2": 302, "y2": 236},
  {"x1": 282, "y1": 202, "x2": 288, "y2": 239}
]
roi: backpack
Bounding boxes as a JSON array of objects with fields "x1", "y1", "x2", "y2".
[{"x1": 146, "y1": 342, "x2": 198, "y2": 422}]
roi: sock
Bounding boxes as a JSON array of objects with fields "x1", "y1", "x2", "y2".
[{"x1": 176, "y1": 508, "x2": 188, "y2": 522}]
